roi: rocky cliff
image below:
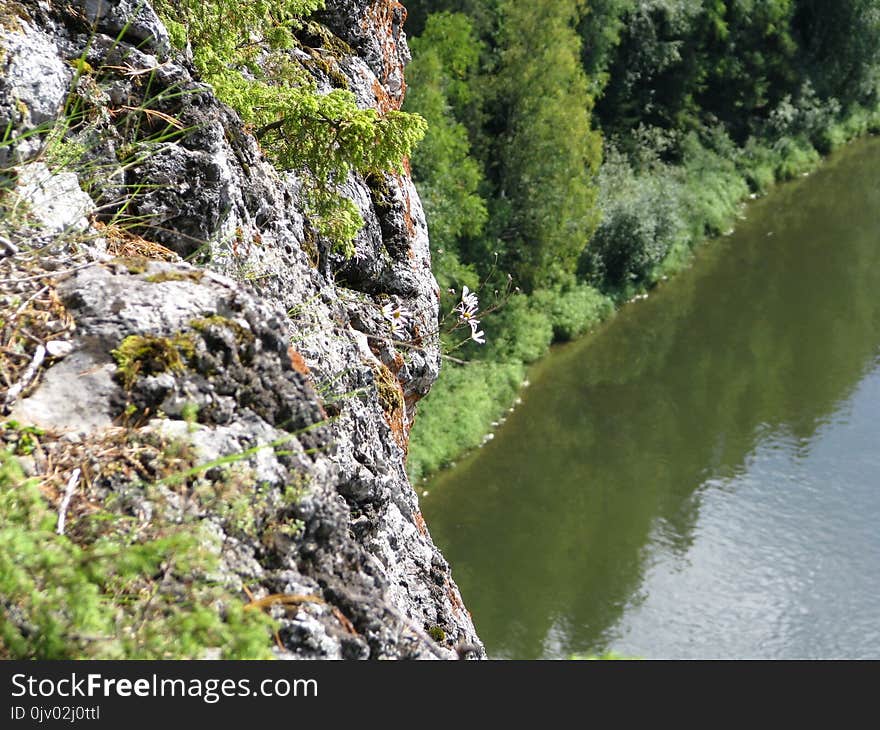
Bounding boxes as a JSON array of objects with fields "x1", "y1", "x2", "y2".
[{"x1": 0, "y1": 0, "x2": 483, "y2": 659}]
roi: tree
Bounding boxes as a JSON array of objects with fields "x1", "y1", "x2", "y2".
[
  {"x1": 491, "y1": 0, "x2": 603, "y2": 290},
  {"x1": 404, "y1": 13, "x2": 487, "y2": 290},
  {"x1": 794, "y1": 0, "x2": 880, "y2": 105}
]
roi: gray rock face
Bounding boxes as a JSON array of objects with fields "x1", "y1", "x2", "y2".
[
  {"x1": 14, "y1": 163, "x2": 93, "y2": 234},
  {"x1": 0, "y1": 0, "x2": 483, "y2": 658},
  {"x1": 0, "y1": 16, "x2": 70, "y2": 166},
  {"x1": 74, "y1": 0, "x2": 170, "y2": 51},
  {"x1": 9, "y1": 349, "x2": 117, "y2": 431},
  {"x1": 318, "y1": 0, "x2": 412, "y2": 108}
]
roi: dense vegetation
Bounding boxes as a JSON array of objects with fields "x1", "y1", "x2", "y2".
[
  {"x1": 404, "y1": 0, "x2": 880, "y2": 480},
  {"x1": 154, "y1": 0, "x2": 426, "y2": 255}
]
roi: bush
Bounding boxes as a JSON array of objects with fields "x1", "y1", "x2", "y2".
[
  {"x1": 483, "y1": 295, "x2": 554, "y2": 364},
  {"x1": 771, "y1": 136, "x2": 821, "y2": 180},
  {"x1": 532, "y1": 284, "x2": 614, "y2": 341},
  {"x1": 679, "y1": 131, "x2": 750, "y2": 238},
  {"x1": 407, "y1": 360, "x2": 525, "y2": 482},
  {"x1": 0, "y1": 451, "x2": 274, "y2": 659},
  {"x1": 581, "y1": 146, "x2": 686, "y2": 291},
  {"x1": 738, "y1": 138, "x2": 781, "y2": 193},
  {"x1": 152, "y1": 0, "x2": 426, "y2": 255}
]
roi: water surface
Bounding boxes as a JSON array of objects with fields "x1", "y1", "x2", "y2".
[{"x1": 422, "y1": 137, "x2": 880, "y2": 659}]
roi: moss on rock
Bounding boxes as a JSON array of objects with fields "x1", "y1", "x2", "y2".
[
  {"x1": 190, "y1": 315, "x2": 254, "y2": 345},
  {"x1": 111, "y1": 334, "x2": 196, "y2": 388},
  {"x1": 145, "y1": 269, "x2": 205, "y2": 284}
]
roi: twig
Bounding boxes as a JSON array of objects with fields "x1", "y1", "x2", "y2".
[
  {"x1": 255, "y1": 119, "x2": 286, "y2": 139},
  {"x1": 15, "y1": 328, "x2": 45, "y2": 346},
  {"x1": 441, "y1": 354, "x2": 472, "y2": 365},
  {"x1": 3, "y1": 343, "x2": 45, "y2": 408},
  {"x1": 330, "y1": 606, "x2": 358, "y2": 636},
  {"x1": 56, "y1": 467, "x2": 81, "y2": 536},
  {"x1": 243, "y1": 593, "x2": 325, "y2": 611},
  {"x1": 134, "y1": 559, "x2": 175, "y2": 634},
  {"x1": 0, "y1": 261, "x2": 96, "y2": 285},
  {"x1": 9, "y1": 284, "x2": 49, "y2": 323},
  {"x1": 100, "y1": 61, "x2": 172, "y2": 77},
  {"x1": 0, "y1": 347, "x2": 31, "y2": 360},
  {"x1": 0, "y1": 237, "x2": 19, "y2": 257},
  {"x1": 115, "y1": 105, "x2": 184, "y2": 130}
]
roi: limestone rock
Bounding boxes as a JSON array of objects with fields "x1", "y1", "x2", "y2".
[
  {"x1": 0, "y1": 0, "x2": 483, "y2": 658},
  {"x1": 14, "y1": 163, "x2": 94, "y2": 235},
  {"x1": 0, "y1": 18, "x2": 70, "y2": 165}
]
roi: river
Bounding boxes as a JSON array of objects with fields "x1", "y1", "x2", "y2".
[{"x1": 421, "y1": 136, "x2": 880, "y2": 659}]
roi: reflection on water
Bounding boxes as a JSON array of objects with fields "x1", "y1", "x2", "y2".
[{"x1": 422, "y1": 137, "x2": 880, "y2": 659}]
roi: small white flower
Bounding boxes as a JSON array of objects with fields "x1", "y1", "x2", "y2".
[
  {"x1": 462, "y1": 285, "x2": 479, "y2": 312},
  {"x1": 450, "y1": 286, "x2": 486, "y2": 344},
  {"x1": 468, "y1": 318, "x2": 485, "y2": 345},
  {"x1": 454, "y1": 285, "x2": 479, "y2": 321},
  {"x1": 381, "y1": 302, "x2": 411, "y2": 339}
]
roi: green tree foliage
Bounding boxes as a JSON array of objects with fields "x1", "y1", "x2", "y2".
[
  {"x1": 594, "y1": 1, "x2": 801, "y2": 142},
  {"x1": 404, "y1": 0, "x2": 604, "y2": 291},
  {"x1": 404, "y1": 13, "x2": 487, "y2": 292},
  {"x1": 706, "y1": 1, "x2": 799, "y2": 128},
  {"x1": 491, "y1": 0, "x2": 603, "y2": 290},
  {"x1": 793, "y1": 0, "x2": 880, "y2": 105},
  {"x1": 153, "y1": 0, "x2": 426, "y2": 254},
  {"x1": 577, "y1": 0, "x2": 637, "y2": 87},
  {"x1": 592, "y1": 1, "x2": 704, "y2": 140}
]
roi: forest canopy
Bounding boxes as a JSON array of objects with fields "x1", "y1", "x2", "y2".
[{"x1": 404, "y1": 0, "x2": 880, "y2": 480}]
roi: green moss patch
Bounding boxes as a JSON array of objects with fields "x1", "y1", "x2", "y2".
[
  {"x1": 111, "y1": 334, "x2": 196, "y2": 388},
  {"x1": 190, "y1": 315, "x2": 254, "y2": 345},
  {"x1": 145, "y1": 270, "x2": 205, "y2": 284}
]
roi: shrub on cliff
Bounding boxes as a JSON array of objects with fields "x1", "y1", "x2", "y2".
[
  {"x1": 0, "y1": 451, "x2": 274, "y2": 659},
  {"x1": 153, "y1": 0, "x2": 427, "y2": 255}
]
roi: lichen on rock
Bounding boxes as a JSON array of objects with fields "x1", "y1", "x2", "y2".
[{"x1": 0, "y1": 0, "x2": 482, "y2": 659}]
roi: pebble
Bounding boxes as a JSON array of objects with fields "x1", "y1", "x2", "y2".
[
  {"x1": 17, "y1": 455, "x2": 37, "y2": 477},
  {"x1": 45, "y1": 340, "x2": 73, "y2": 358}
]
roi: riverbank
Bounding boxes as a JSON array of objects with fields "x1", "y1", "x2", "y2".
[
  {"x1": 407, "y1": 107, "x2": 880, "y2": 484},
  {"x1": 422, "y1": 134, "x2": 880, "y2": 658}
]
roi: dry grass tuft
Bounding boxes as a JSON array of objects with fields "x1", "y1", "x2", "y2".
[
  {"x1": 0, "y1": 257, "x2": 75, "y2": 410},
  {"x1": 96, "y1": 221, "x2": 179, "y2": 262}
]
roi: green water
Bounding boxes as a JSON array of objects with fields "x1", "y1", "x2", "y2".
[{"x1": 422, "y1": 137, "x2": 880, "y2": 659}]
